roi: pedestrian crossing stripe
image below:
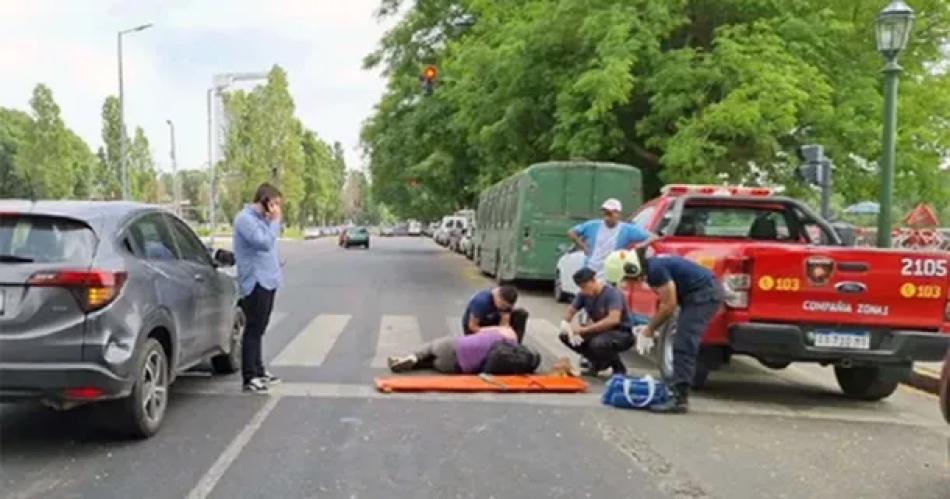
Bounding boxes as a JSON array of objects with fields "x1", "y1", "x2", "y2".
[
  {"x1": 267, "y1": 313, "x2": 579, "y2": 369},
  {"x1": 271, "y1": 314, "x2": 350, "y2": 366},
  {"x1": 370, "y1": 315, "x2": 423, "y2": 368}
]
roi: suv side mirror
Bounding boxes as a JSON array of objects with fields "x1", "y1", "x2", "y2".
[{"x1": 211, "y1": 248, "x2": 236, "y2": 267}]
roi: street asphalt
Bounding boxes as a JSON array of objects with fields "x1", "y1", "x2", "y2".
[{"x1": 1, "y1": 237, "x2": 947, "y2": 499}]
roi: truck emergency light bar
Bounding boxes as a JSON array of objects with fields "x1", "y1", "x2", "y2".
[{"x1": 661, "y1": 184, "x2": 775, "y2": 197}]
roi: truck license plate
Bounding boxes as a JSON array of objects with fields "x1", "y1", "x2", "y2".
[{"x1": 814, "y1": 331, "x2": 870, "y2": 350}]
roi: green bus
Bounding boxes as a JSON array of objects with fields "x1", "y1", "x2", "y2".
[{"x1": 474, "y1": 161, "x2": 643, "y2": 282}]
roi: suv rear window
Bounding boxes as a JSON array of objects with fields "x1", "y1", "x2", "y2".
[
  {"x1": 0, "y1": 215, "x2": 97, "y2": 263},
  {"x1": 674, "y1": 205, "x2": 794, "y2": 241}
]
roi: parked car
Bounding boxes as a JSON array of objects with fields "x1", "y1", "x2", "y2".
[
  {"x1": 381, "y1": 226, "x2": 395, "y2": 237},
  {"x1": 0, "y1": 201, "x2": 244, "y2": 438},
  {"x1": 940, "y1": 349, "x2": 949, "y2": 424},
  {"x1": 436, "y1": 216, "x2": 467, "y2": 247},
  {"x1": 460, "y1": 227, "x2": 475, "y2": 259},
  {"x1": 554, "y1": 244, "x2": 584, "y2": 302},
  {"x1": 343, "y1": 226, "x2": 370, "y2": 249},
  {"x1": 408, "y1": 220, "x2": 422, "y2": 236},
  {"x1": 303, "y1": 227, "x2": 322, "y2": 239}
]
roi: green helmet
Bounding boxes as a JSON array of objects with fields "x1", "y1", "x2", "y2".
[{"x1": 603, "y1": 249, "x2": 643, "y2": 284}]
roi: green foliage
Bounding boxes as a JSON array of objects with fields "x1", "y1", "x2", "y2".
[
  {"x1": 0, "y1": 107, "x2": 32, "y2": 198},
  {"x1": 97, "y1": 95, "x2": 124, "y2": 200},
  {"x1": 362, "y1": 0, "x2": 950, "y2": 223},
  {"x1": 129, "y1": 127, "x2": 160, "y2": 203},
  {"x1": 14, "y1": 84, "x2": 79, "y2": 198}
]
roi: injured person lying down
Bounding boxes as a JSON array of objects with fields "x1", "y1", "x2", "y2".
[{"x1": 387, "y1": 326, "x2": 518, "y2": 374}]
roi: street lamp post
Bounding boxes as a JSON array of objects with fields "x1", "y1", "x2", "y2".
[
  {"x1": 117, "y1": 23, "x2": 153, "y2": 200},
  {"x1": 206, "y1": 72, "x2": 269, "y2": 245},
  {"x1": 874, "y1": 1, "x2": 915, "y2": 248},
  {"x1": 166, "y1": 119, "x2": 180, "y2": 216}
]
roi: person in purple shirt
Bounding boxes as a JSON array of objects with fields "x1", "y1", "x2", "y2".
[{"x1": 387, "y1": 326, "x2": 518, "y2": 374}]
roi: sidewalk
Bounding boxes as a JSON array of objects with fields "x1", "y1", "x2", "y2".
[{"x1": 907, "y1": 361, "x2": 944, "y2": 394}]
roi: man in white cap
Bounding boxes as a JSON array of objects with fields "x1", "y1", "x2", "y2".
[{"x1": 567, "y1": 198, "x2": 653, "y2": 280}]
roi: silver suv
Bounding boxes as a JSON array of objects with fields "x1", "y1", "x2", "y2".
[{"x1": 0, "y1": 201, "x2": 244, "y2": 438}]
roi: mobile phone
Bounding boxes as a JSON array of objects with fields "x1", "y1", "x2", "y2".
[{"x1": 261, "y1": 196, "x2": 271, "y2": 214}]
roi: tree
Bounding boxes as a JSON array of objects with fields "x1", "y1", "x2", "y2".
[
  {"x1": 128, "y1": 127, "x2": 160, "y2": 203},
  {"x1": 0, "y1": 107, "x2": 32, "y2": 198},
  {"x1": 179, "y1": 169, "x2": 210, "y2": 222},
  {"x1": 97, "y1": 96, "x2": 124, "y2": 200},
  {"x1": 14, "y1": 84, "x2": 76, "y2": 199},
  {"x1": 221, "y1": 65, "x2": 306, "y2": 224},
  {"x1": 363, "y1": 0, "x2": 950, "y2": 220}
]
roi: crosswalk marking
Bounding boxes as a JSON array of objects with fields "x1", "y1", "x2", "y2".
[
  {"x1": 267, "y1": 311, "x2": 288, "y2": 333},
  {"x1": 371, "y1": 315, "x2": 423, "y2": 368},
  {"x1": 271, "y1": 314, "x2": 350, "y2": 366}
]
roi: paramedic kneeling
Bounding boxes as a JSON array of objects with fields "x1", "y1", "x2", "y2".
[
  {"x1": 462, "y1": 286, "x2": 529, "y2": 342},
  {"x1": 559, "y1": 268, "x2": 635, "y2": 376},
  {"x1": 622, "y1": 249, "x2": 723, "y2": 414}
]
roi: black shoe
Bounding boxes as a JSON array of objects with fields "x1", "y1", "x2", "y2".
[
  {"x1": 242, "y1": 378, "x2": 270, "y2": 394},
  {"x1": 610, "y1": 362, "x2": 627, "y2": 376},
  {"x1": 650, "y1": 383, "x2": 689, "y2": 414},
  {"x1": 579, "y1": 358, "x2": 592, "y2": 370}
]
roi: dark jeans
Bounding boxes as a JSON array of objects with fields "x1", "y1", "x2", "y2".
[
  {"x1": 464, "y1": 308, "x2": 529, "y2": 343},
  {"x1": 559, "y1": 329, "x2": 635, "y2": 373},
  {"x1": 668, "y1": 286, "x2": 723, "y2": 387},
  {"x1": 239, "y1": 284, "x2": 276, "y2": 384}
]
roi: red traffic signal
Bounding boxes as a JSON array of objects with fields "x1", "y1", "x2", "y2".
[{"x1": 422, "y1": 65, "x2": 437, "y2": 81}]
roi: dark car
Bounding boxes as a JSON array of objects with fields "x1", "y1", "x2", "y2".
[
  {"x1": 344, "y1": 226, "x2": 370, "y2": 249},
  {"x1": 940, "y1": 349, "x2": 949, "y2": 424},
  {"x1": 0, "y1": 201, "x2": 244, "y2": 438}
]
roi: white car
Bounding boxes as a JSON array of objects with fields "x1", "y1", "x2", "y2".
[{"x1": 554, "y1": 247, "x2": 586, "y2": 302}]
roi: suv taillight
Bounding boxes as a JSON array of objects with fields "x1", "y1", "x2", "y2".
[
  {"x1": 722, "y1": 256, "x2": 752, "y2": 309},
  {"x1": 27, "y1": 270, "x2": 127, "y2": 312}
]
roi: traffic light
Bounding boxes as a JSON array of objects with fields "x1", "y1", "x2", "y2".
[
  {"x1": 796, "y1": 144, "x2": 833, "y2": 220},
  {"x1": 420, "y1": 65, "x2": 437, "y2": 96}
]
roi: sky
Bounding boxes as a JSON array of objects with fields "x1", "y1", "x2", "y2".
[{"x1": 0, "y1": 0, "x2": 399, "y2": 174}]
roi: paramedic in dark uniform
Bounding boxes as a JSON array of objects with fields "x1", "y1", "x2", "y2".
[
  {"x1": 461, "y1": 286, "x2": 529, "y2": 343},
  {"x1": 621, "y1": 249, "x2": 723, "y2": 414}
]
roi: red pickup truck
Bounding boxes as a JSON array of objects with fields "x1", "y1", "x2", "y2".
[{"x1": 623, "y1": 184, "x2": 950, "y2": 400}]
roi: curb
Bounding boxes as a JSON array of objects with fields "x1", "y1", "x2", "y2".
[{"x1": 904, "y1": 365, "x2": 942, "y2": 394}]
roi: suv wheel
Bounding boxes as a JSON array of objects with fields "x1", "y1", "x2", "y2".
[
  {"x1": 834, "y1": 365, "x2": 903, "y2": 401},
  {"x1": 114, "y1": 338, "x2": 168, "y2": 438},
  {"x1": 212, "y1": 309, "x2": 245, "y2": 374}
]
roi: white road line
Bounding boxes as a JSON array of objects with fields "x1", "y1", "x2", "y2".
[
  {"x1": 172, "y1": 381, "x2": 943, "y2": 429},
  {"x1": 526, "y1": 318, "x2": 581, "y2": 364},
  {"x1": 185, "y1": 395, "x2": 280, "y2": 499},
  {"x1": 371, "y1": 315, "x2": 423, "y2": 368},
  {"x1": 271, "y1": 314, "x2": 350, "y2": 366}
]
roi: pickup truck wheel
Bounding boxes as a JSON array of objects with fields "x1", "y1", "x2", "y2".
[
  {"x1": 112, "y1": 338, "x2": 168, "y2": 439},
  {"x1": 654, "y1": 312, "x2": 709, "y2": 389},
  {"x1": 758, "y1": 358, "x2": 791, "y2": 370},
  {"x1": 834, "y1": 366, "x2": 902, "y2": 401}
]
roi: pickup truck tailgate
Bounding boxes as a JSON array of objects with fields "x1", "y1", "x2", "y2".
[{"x1": 747, "y1": 246, "x2": 948, "y2": 331}]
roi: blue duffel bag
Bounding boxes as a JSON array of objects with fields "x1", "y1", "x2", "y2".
[{"x1": 601, "y1": 374, "x2": 668, "y2": 409}]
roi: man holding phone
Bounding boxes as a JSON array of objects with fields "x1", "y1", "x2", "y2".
[{"x1": 233, "y1": 183, "x2": 284, "y2": 394}]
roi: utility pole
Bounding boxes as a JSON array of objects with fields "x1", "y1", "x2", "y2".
[
  {"x1": 166, "y1": 119, "x2": 179, "y2": 216},
  {"x1": 117, "y1": 23, "x2": 153, "y2": 200}
]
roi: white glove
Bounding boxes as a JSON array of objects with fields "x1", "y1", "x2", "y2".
[
  {"x1": 634, "y1": 326, "x2": 654, "y2": 356},
  {"x1": 560, "y1": 320, "x2": 583, "y2": 347}
]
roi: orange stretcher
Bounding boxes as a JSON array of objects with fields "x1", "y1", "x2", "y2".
[{"x1": 374, "y1": 374, "x2": 588, "y2": 393}]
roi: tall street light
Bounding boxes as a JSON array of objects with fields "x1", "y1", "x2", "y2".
[
  {"x1": 207, "y1": 72, "x2": 269, "y2": 244},
  {"x1": 166, "y1": 119, "x2": 180, "y2": 217},
  {"x1": 875, "y1": 1, "x2": 915, "y2": 248},
  {"x1": 117, "y1": 23, "x2": 153, "y2": 201}
]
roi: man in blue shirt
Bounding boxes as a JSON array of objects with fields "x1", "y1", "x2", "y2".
[
  {"x1": 233, "y1": 183, "x2": 284, "y2": 394},
  {"x1": 567, "y1": 198, "x2": 653, "y2": 280},
  {"x1": 616, "y1": 249, "x2": 723, "y2": 414},
  {"x1": 461, "y1": 286, "x2": 528, "y2": 342}
]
